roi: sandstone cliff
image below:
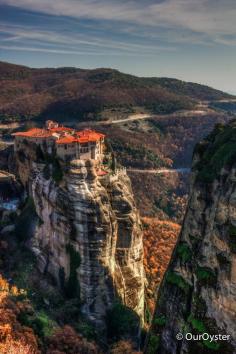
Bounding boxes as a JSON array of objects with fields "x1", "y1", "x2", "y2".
[
  {"x1": 14, "y1": 141, "x2": 145, "y2": 328},
  {"x1": 146, "y1": 121, "x2": 236, "y2": 354}
]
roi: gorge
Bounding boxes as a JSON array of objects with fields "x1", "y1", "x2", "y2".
[
  {"x1": 1, "y1": 62, "x2": 236, "y2": 353},
  {"x1": 146, "y1": 121, "x2": 236, "y2": 354}
]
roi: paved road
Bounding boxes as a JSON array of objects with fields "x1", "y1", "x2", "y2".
[
  {"x1": 74, "y1": 107, "x2": 214, "y2": 128},
  {"x1": 110, "y1": 109, "x2": 214, "y2": 125},
  {"x1": 127, "y1": 168, "x2": 190, "y2": 174}
]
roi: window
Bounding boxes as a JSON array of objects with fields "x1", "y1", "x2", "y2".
[{"x1": 64, "y1": 144, "x2": 67, "y2": 150}]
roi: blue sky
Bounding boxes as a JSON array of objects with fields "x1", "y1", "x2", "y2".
[{"x1": 0, "y1": 0, "x2": 235, "y2": 93}]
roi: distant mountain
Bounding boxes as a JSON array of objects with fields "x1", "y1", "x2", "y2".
[{"x1": 0, "y1": 61, "x2": 233, "y2": 122}]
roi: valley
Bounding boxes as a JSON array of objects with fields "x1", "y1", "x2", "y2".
[{"x1": 0, "y1": 61, "x2": 236, "y2": 354}]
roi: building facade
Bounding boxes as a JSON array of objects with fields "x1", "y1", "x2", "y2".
[{"x1": 12, "y1": 121, "x2": 105, "y2": 162}]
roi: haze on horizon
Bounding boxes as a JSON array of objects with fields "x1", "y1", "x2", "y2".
[{"x1": 0, "y1": 0, "x2": 235, "y2": 94}]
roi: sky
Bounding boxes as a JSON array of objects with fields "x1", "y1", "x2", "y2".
[{"x1": 0, "y1": 0, "x2": 235, "y2": 93}]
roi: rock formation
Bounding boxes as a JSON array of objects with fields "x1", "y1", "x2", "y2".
[
  {"x1": 14, "y1": 141, "x2": 145, "y2": 327},
  {"x1": 146, "y1": 121, "x2": 236, "y2": 354}
]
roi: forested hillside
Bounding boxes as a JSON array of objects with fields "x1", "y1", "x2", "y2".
[{"x1": 0, "y1": 61, "x2": 233, "y2": 122}]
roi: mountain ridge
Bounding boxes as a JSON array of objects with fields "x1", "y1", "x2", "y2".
[{"x1": 0, "y1": 61, "x2": 234, "y2": 122}]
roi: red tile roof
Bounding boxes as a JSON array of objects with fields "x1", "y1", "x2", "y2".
[
  {"x1": 12, "y1": 125, "x2": 105, "y2": 144},
  {"x1": 76, "y1": 129, "x2": 105, "y2": 143},
  {"x1": 49, "y1": 126, "x2": 74, "y2": 132},
  {"x1": 12, "y1": 128, "x2": 53, "y2": 138},
  {"x1": 56, "y1": 136, "x2": 77, "y2": 144}
]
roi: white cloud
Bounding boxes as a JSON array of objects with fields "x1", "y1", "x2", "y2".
[
  {"x1": 0, "y1": 42, "x2": 173, "y2": 57},
  {"x1": 0, "y1": 0, "x2": 236, "y2": 41},
  {"x1": 0, "y1": 23, "x2": 176, "y2": 55}
]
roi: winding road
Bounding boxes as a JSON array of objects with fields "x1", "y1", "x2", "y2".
[
  {"x1": 75, "y1": 104, "x2": 215, "y2": 128},
  {"x1": 127, "y1": 168, "x2": 190, "y2": 174}
]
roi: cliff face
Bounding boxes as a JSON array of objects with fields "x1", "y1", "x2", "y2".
[
  {"x1": 15, "y1": 145, "x2": 144, "y2": 326},
  {"x1": 147, "y1": 122, "x2": 236, "y2": 354}
]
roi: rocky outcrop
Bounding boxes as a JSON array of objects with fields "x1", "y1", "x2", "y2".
[
  {"x1": 0, "y1": 169, "x2": 22, "y2": 201},
  {"x1": 146, "y1": 121, "x2": 236, "y2": 354},
  {"x1": 0, "y1": 144, "x2": 16, "y2": 173},
  {"x1": 16, "y1": 153, "x2": 144, "y2": 327}
]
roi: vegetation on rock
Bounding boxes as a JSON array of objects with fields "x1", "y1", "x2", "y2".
[
  {"x1": 142, "y1": 218, "x2": 180, "y2": 314},
  {"x1": 65, "y1": 244, "x2": 81, "y2": 298},
  {"x1": 106, "y1": 302, "x2": 140, "y2": 342}
]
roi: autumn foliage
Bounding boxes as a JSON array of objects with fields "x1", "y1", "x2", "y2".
[
  {"x1": 46, "y1": 325, "x2": 100, "y2": 354},
  {"x1": 142, "y1": 218, "x2": 180, "y2": 314},
  {"x1": 0, "y1": 275, "x2": 39, "y2": 354},
  {"x1": 110, "y1": 340, "x2": 141, "y2": 354}
]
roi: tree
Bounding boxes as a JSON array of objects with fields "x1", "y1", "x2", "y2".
[
  {"x1": 46, "y1": 325, "x2": 100, "y2": 354},
  {"x1": 0, "y1": 276, "x2": 39, "y2": 354},
  {"x1": 110, "y1": 340, "x2": 141, "y2": 354},
  {"x1": 106, "y1": 303, "x2": 140, "y2": 342}
]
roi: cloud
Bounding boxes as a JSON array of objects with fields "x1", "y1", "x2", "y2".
[
  {"x1": 0, "y1": 43, "x2": 175, "y2": 57},
  {"x1": 0, "y1": 23, "x2": 177, "y2": 58},
  {"x1": 0, "y1": 44, "x2": 120, "y2": 55},
  {"x1": 0, "y1": 0, "x2": 236, "y2": 41}
]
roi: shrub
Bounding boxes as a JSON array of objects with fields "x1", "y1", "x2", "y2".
[
  {"x1": 15, "y1": 198, "x2": 38, "y2": 241},
  {"x1": 110, "y1": 340, "x2": 141, "y2": 354},
  {"x1": 188, "y1": 315, "x2": 206, "y2": 332},
  {"x1": 18, "y1": 308, "x2": 55, "y2": 339},
  {"x1": 106, "y1": 302, "x2": 140, "y2": 342},
  {"x1": 65, "y1": 245, "x2": 81, "y2": 298},
  {"x1": 32, "y1": 311, "x2": 55, "y2": 337},
  {"x1": 176, "y1": 242, "x2": 192, "y2": 263},
  {"x1": 46, "y1": 325, "x2": 100, "y2": 354},
  {"x1": 146, "y1": 334, "x2": 160, "y2": 354},
  {"x1": 196, "y1": 267, "x2": 217, "y2": 286},
  {"x1": 166, "y1": 271, "x2": 190, "y2": 293},
  {"x1": 196, "y1": 125, "x2": 236, "y2": 183},
  {"x1": 153, "y1": 315, "x2": 166, "y2": 327},
  {"x1": 203, "y1": 340, "x2": 220, "y2": 351}
]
